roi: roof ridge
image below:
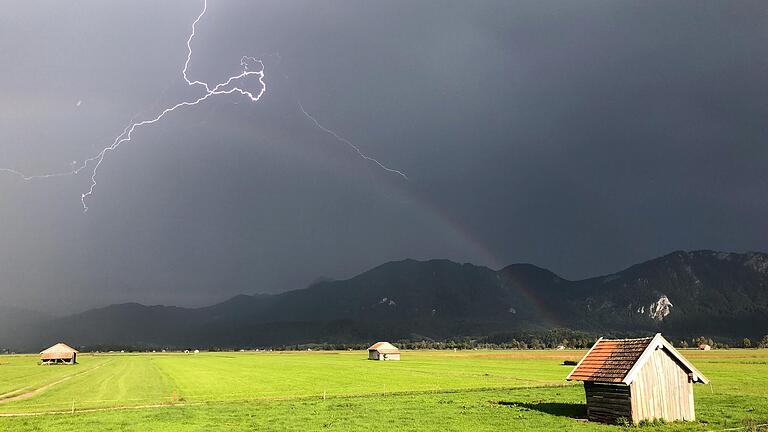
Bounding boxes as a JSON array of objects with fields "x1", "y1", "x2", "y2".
[
  {"x1": 600, "y1": 336, "x2": 655, "y2": 341},
  {"x1": 567, "y1": 334, "x2": 708, "y2": 385}
]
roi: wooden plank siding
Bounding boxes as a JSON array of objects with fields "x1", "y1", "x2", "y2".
[
  {"x1": 584, "y1": 382, "x2": 632, "y2": 424},
  {"x1": 629, "y1": 347, "x2": 695, "y2": 423}
]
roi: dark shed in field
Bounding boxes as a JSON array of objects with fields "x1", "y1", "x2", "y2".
[
  {"x1": 567, "y1": 334, "x2": 708, "y2": 424},
  {"x1": 40, "y1": 342, "x2": 78, "y2": 365}
]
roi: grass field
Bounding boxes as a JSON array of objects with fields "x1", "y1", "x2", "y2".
[{"x1": 0, "y1": 349, "x2": 767, "y2": 431}]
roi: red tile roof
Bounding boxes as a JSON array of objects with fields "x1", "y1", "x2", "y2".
[
  {"x1": 567, "y1": 334, "x2": 709, "y2": 384},
  {"x1": 567, "y1": 336, "x2": 655, "y2": 383}
]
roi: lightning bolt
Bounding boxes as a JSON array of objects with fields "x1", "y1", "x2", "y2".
[
  {"x1": 0, "y1": 0, "x2": 265, "y2": 212},
  {"x1": 298, "y1": 103, "x2": 408, "y2": 180},
  {"x1": 1, "y1": 0, "x2": 407, "y2": 212}
]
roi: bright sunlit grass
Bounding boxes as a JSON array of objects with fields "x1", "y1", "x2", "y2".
[{"x1": 0, "y1": 349, "x2": 766, "y2": 431}]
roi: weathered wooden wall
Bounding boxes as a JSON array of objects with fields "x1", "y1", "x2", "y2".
[
  {"x1": 584, "y1": 382, "x2": 632, "y2": 423},
  {"x1": 630, "y1": 348, "x2": 695, "y2": 423}
]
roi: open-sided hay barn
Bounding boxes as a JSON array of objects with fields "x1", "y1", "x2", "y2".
[
  {"x1": 367, "y1": 342, "x2": 400, "y2": 360},
  {"x1": 40, "y1": 343, "x2": 78, "y2": 365},
  {"x1": 567, "y1": 334, "x2": 708, "y2": 424}
]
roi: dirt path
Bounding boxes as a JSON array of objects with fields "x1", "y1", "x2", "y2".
[
  {"x1": 0, "y1": 386, "x2": 32, "y2": 401},
  {"x1": 0, "y1": 361, "x2": 109, "y2": 404}
]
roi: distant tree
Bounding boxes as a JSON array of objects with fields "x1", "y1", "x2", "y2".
[
  {"x1": 760, "y1": 335, "x2": 768, "y2": 349},
  {"x1": 679, "y1": 340, "x2": 689, "y2": 349},
  {"x1": 743, "y1": 338, "x2": 752, "y2": 348}
]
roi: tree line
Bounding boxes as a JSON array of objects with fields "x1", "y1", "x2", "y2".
[{"x1": 7, "y1": 332, "x2": 767, "y2": 353}]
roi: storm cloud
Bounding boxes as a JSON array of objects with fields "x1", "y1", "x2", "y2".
[{"x1": 1, "y1": 0, "x2": 766, "y2": 314}]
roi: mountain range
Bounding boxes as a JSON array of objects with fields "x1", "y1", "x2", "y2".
[{"x1": 2, "y1": 250, "x2": 767, "y2": 351}]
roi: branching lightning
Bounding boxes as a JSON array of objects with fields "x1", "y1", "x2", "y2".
[
  {"x1": 298, "y1": 103, "x2": 408, "y2": 180},
  {"x1": 1, "y1": 0, "x2": 264, "y2": 212},
  {"x1": 1, "y1": 0, "x2": 407, "y2": 212}
]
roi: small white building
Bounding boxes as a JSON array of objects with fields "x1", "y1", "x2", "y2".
[
  {"x1": 367, "y1": 342, "x2": 400, "y2": 361},
  {"x1": 699, "y1": 344, "x2": 712, "y2": 351}
]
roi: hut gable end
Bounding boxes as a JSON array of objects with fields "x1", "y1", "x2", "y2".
[{"x1": 630, "y1": 347, "x2": 696, "y2": 422}]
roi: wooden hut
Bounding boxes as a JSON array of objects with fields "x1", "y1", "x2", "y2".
[
  {"x1": 567, "y1": 334, "x2": 708, "y2": 424},
  {"x1": 367, "y1": 342, "x2": 400, "y2": 361},
  {"x1": 40, "y1": 343, "x2": 78, "y2": 365}
]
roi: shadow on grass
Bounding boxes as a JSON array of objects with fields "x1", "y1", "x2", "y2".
[{"x1": 495, "y1": 401, "x2": 587, "y2": 419}]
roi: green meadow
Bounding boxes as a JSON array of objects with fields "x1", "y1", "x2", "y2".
[{"x1": 1, "y1": 350, "x2": 767, "y2": 431}]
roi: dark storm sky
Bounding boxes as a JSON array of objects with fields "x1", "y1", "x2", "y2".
[{"x1": 1, "y1": 0, "x2": 767, "y2": 314}]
